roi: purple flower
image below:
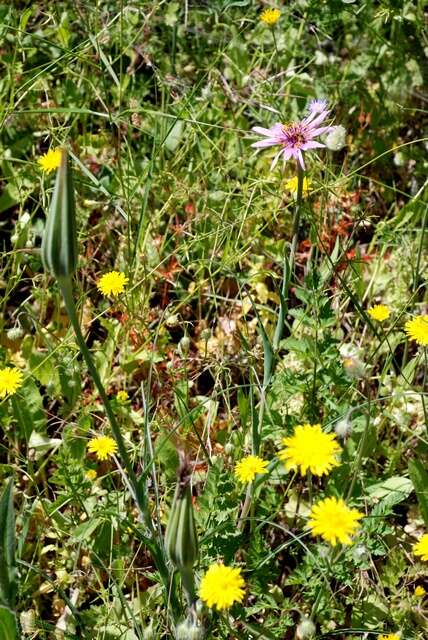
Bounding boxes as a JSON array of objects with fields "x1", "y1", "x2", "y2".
[{"x1": 251, "y1": 102, "x2": 334, "y2": 170}]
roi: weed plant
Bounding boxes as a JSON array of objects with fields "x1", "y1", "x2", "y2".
[{"x1": 0, "y1": 1, "x2": 427, "y2": 639}]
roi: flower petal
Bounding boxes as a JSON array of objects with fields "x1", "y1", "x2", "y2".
[{"x1": 251, "y1": 139, "x2": 280, "y2": 148}]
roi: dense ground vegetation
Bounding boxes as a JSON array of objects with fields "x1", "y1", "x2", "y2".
[{"x1": 0, "y1": 1, "x2": 427, "y2": 638}]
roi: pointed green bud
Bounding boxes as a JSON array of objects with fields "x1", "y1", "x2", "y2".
[
  {"x1": 165, "y1": 481, "x2": 198, "y2": 571},
  {"x1": 41, "y1": 148, "x2": 77, "y2": 280}
]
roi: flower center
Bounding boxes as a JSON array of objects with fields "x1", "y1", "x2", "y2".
[{"x1": 281, "y1": 123, "x2": 306, "y2": 148}]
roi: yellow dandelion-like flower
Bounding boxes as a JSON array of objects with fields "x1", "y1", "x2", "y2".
[
  {"x1": 87, "y1": 436, "x2": 118, "y2": 461},
  {"x1": 234, "y1": 455, "x2": 268, "y2": 483},
  {"x1": 405, "y1": 316, "x2": 428, "y2": 346},
  {"x1": 367, "y1": 304, "x2": 390, "y2": 322},
  {"x1": 260, "y1": 7, "x2": 281, "y2": 25},
  {"x1": 308, "y1": 497, "x2": 363, "y2": 546},
  {"x1": 199, "y1": 564, "x2": 245, "y2": 610},
  {"x1": 379, "y1": 635, "x2": 400, "y2": 640},
  {"x1": 0, "y1": 367, "x2": 23, "y2": 398},
  {"x1": 116, "y1": 390, "x2": 129, "y2": 404},
  {"x1": 97, "y1": 271, "x2": 129, "y2": 297},
  {"x1": 85, "y1": 469, "x2": 97, "y2": 481},
  {"x1": 285, "y1": 176, "x2": 311, "y2": 196},
  {"x1": 414, "y1": 533, "x2": 428, "y2": 561},
  {"x1": 278, "y1": 423, "x2": 341, "y2": 476},
  {"x1": 414, "y1": 585, "x2": 426, "y2": 598},
  {"x1": 37, "y1": 148, "x2": 62, "y2": 173}
]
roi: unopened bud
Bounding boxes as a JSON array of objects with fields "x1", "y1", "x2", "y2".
[
  {"x1": 200, "y1": 328, "x2": 212, "y2": 342},
  {"x1": 7, "y1": 326, "x2": 24, "y2": 340},
  {"x1": 296, "y1": 616, "x2": 316, "y2": 639},
  {"x1": 175, "y1": 619, "x2": 205, "y2": 640},
  {"x1": 41, "y1": 148, "x2": 77, "y2": 280},
  {"x1": 179, "y1": 335, "x2": 190, "y2": 356},
  {"x1": 334, "y1": 415, "x2": 352, "y2": 439},
  {"x1": 166, "y1": 313, "x2": 180, "y2": 328},
  {"x1": 20, "y1": 609, "x2": 37, "y2": 634}
]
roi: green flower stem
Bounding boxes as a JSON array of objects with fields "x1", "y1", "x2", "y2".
[
  {"x1": 273, "y1": 163, "x2": 304, "y2": 352},
  {"x1": 59, "y1": 276, "x2": 180, "y2": 620},
  {"x1": 242, "y1": 167, "x2": 304, "y2": 524},
  {"x1": 237, "y1": 481, "x2": 254, "y2": 532}
]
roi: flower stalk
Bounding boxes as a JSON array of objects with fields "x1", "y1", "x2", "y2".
[{"x1": 42, "y1": 148, "x2": 180, "y2": 620}]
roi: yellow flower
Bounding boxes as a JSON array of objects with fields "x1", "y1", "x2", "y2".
[
  {"x1": 379, "y1": 635, "x2": 400, "y2": 640},
  {"x1": 87, "y1": 436, "x2": 118, "y2": 461},
  {"x1": 85, "y1": 469, "x2": 97, "y2": 481},
  {"x1": 279, "y1": 423, "x2": 341, "y2": 476},
  {"x1": 116, "y1": 390, "x2": 129, "y2": 404},
  {"x1": 414, "y1": 585, "x2": 426, "y2": 598},
  {"x1": 405, "y1": 316, "x2": 428, "y2": 346},
  {"x1": 285, "y1": 176, "x2": 311, "y2": 195},
  {"x1": 308, "y1": 496, "x2": 363, "y2": 545},
  {"x1": 367, "y1": 304, "x2": 390, "y2": 322},
  {"x1": 199, "y1": 564, "x2": 245, "y2": 610},
  {"x1": 414, "y1": 533, "x2": 428, "y2": 561},
  {"x1": 235, "y1": 455, "x2": 268, "y2": 483},
  {"x1": 97, "y1": 271, "x2": 129, "y2": 297},
  {"x1": 38, "y1": 148, "x2": 62, "y2": 173},
  {"x1": 0, "y1": 367, "x2": 23, "y2": 398},
  {"x1": 260, "y1": 7, "x2": 281, "y2": 25}
]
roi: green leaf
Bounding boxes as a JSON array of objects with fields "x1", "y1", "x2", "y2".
[
  {"x1": 367, "y1": 476, "x2": 413, "y2": 502},
  {"x1": 0, "y1": 607, "x2": 18, "y2": 640},
  {"x1": 0, "y1": 479, "x2": 17, "y2": 610},
  {"x1": 11, "y1": 379, "x2": 46, "y2": 441},
  {"x1": 408, "y1": 459, "x2": 428, "y2": 527}
]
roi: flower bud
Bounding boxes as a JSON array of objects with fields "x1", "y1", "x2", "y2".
[
  {"x1": 334, "y1": 415, "x2": 352, "y2": 439},
  {"x1": 200, "y1": 328, "x2": 212, "y2": 342},
  {"x1": 178, "y1": 335, "x2": 191, "y2": 356},
  {"x1": 296, "y1": 616, "x2": 316, "y2": 639},
  {"x1": 41, "y1": 148, "x2": 77, "y2": 280},
  {"x1": 325, "y1": 125, "x2": 347, "y2": 151},
  {"x1": 20, "y1": 609, "x2": 36, "y2": 634},
  {"x1": 175, "y1": 619, "x2": 205, "y2": 640},
  {"x1": 7, "y1": 326, "x2": 24, "y2": 341}
]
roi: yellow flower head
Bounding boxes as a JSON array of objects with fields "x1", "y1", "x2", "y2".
[
  {"x1": 379, "y1": 635, "x2": 400, "y2": 640},
  {"x1": 87, "y1": 436, "x2": 118, "y2": 461},
  {"x1": 367, "y1": 304, "x2": 390, "y2": 322},
  {"x1": 38, "y1": 148, "x2": 62, "y2": 173},
  {"x1": 414, "y1": 585, "x2": 426, "y2": 598},
  {"x1": 0, "y1": 367, "x2": 23, "y2": 398},
  {"x1": 116, "y1": 390, "x2": 129, "y2": 404},
  {"x1": 199, "y1": 564, "x2": 245, "y2": 610},
  {"x1": 308, "y1": 496, "x2": 363, "y2": 545},
  {"x1": 234, "y1": 455, "x2": 268, "y2": 483},
  {"x1": 405, "y1": 316, "x2": 428, "y2": 346},
  {"x1": 97, "y1": 271, "x2": 129, "y2": 297},
  {"x1": 414, "y1": 533, "x2": 428, "y2": 561},
  {"x1": 279, "y1": 423, "x2": 341, "y2": 476},
  {"x1": 85, "y1": 469, "x2": 97, "y2": 481},
  {"x1": 260, "y1": 7, "x2": 281, "y2": 25},
  {"x1": 285, "y1": 176, "x2": 311, "y2": 196}
]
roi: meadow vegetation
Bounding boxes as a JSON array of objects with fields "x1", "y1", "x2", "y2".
[{"x1": 0, "y1": 1, "x2": 428, "y2": 639}]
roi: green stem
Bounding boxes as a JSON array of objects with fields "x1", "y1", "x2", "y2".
[
  {"x1": 238, "y1": 481, "x2": 254, "y2": 532},
  {"x1": 273, "y1": 163, "x2": 304, "y2": 352},
  {"x1": 59, "y1": 276, "x2": 180, "y2": 620},
  {"x1": 60, "y1": 278, "x2": 140, "y2": 500}
]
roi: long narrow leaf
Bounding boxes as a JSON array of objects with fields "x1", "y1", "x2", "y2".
[
  {"x1": 0, "y1": 479, "x2": 17, "y2": 609},
  {"x1": 409, "y1": 459, "x2": 428, "y2": 527}
]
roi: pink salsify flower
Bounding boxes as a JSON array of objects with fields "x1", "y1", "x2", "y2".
[{"x1": 251, "y1": 99, "x2": 334, "y2": 170}]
